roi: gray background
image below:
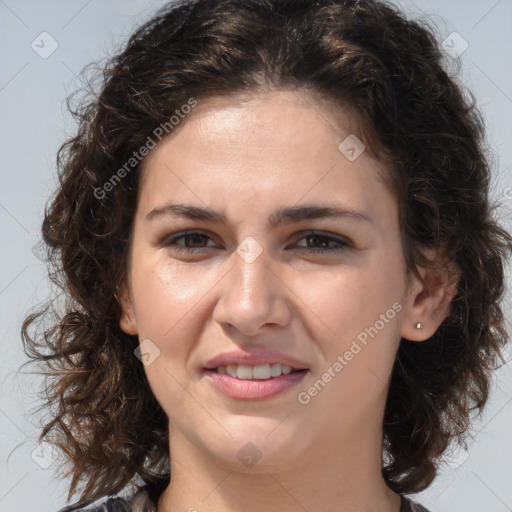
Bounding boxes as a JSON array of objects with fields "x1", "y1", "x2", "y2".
[{"x1": 1, "y1": 1, "x2": 511, "y2": 511}]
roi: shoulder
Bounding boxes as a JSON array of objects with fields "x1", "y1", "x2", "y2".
[
  {"x1": 401, "y1": 495, "x2": 433, "y2": 512},
  {"x1": 56, "y1": 485, "x2": 158, "y2": 512},
  {"x1": 56, "y1": 496, "x2": 129, "y2": 511}
]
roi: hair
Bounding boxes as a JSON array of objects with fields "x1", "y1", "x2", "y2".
[{"x1": 21, "y1": 0, "x2": 512, "y2": 505}]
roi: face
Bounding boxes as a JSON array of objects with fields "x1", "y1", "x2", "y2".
[{"x1": 119, "y1": 89, "x2": 424, "y2": 472}]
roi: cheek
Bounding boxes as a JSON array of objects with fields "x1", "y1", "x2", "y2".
[
  {"x1": 132, "y1": 259, "x2": 212, "y2": 404},
  {"x1": 302, "y1": 265, "x2": 405, "y2": 412},
  {"x1": 302, "y1": 258, "x2": 406, "y2": 402},
  {"x1": 132, "y1": 257, "x2": 211, "y2": 337},
  {"x1": 299, "y1": 260, "x2": 404, "y2": 341},
  {"x1": 301, "y1": 269, "x2": 372, "y2": 334}
]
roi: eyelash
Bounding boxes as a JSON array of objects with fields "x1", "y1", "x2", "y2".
[{"x1": 161, "y1": 230, "x2": 351, "y2": 255}]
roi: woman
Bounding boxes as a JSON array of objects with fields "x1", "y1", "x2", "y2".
[{"x1": 21, "y1": 0, "x2": 512, "y2": 511}]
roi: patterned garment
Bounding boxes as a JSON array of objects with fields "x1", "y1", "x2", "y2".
[{"x1": 57, "y1": 485, "x2": 432, "y2": 512}]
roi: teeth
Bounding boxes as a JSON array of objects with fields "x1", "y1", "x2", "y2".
[
  {"x1": 252, "y1": 364, "x2": 271, "y2": 379},
  {"x1": 236, "y1": 364, "x2": 253, "y2": 379},
  {"x1": 215, "y1": 363, "x2": 297, "y2": 379},
  {"x1": 270, "y1": 363, "x2": 282, "y2": 377},
  {"x1": 226, "y1": 364, "x2": 237, "y2": 378}
]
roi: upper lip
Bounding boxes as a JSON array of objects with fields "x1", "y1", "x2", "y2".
[{"x1": 204, "y1": 349, "x2": 309, "y2": 371}]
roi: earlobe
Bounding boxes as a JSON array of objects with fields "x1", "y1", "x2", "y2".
[
  {"x1": 401, "y1": 257, "x2": 459, "y2": 342},
  {"x1": 117, "y1": 281, "x2": 138, "y2": 335}
]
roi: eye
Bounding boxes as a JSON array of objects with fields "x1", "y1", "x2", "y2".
[
  {"x1": 291, "y1": 231, "x2": 351, "y2": 253},
  {"x1": 161, "y1": 231, "x2": 220, "y2": 253}
]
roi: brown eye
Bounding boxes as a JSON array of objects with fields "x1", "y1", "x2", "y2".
[
  {"x1": 293, "y1": 232, "x2": 351, "y2": 253},
  {"x1": 162, "y1": 231, "x2": 218, "y2": 252}
]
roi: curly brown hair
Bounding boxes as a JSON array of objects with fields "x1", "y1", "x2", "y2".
[{"x1": 21, "y1": 0, "x2": 512, "y2": 505}]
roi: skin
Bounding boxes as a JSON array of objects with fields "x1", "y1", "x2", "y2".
[{"x1": 119, "y1": 89, "x2": 457, "y2": 512}]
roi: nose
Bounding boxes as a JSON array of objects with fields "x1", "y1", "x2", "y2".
[{"x1": 212, "y1": 246, "x2": 292, "y2": 337}]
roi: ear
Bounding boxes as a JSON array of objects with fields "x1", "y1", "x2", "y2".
[
  {"x1": 401, "y1": 250, "x2": 459, "y2": 342},
  {"x1": 117, "y1": 281, "x2": 138, "y2": 335}
]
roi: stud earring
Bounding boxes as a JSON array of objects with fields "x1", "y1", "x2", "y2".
[{"x1": 415, "y1": 322, "x2": 424, "y2": 329}]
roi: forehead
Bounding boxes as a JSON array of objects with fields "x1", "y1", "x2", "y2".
[
  {"x1": 137, "y1": 89, "x2": 393, "y2": 223},
  {"x1": 140, "y1": 89, "x2": 376, "y2": 170}
]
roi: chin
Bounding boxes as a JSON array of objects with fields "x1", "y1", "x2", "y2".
[{"x1": 200, "y1": 423, "x2": 311, "y2": 473}]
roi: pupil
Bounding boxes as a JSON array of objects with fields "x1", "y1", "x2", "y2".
[
  {"x1": 308, "y1": 235, "x2": 328, "y2": 248},
  {"x1": 187, "y1": 234, "x2": 206, "y2": 247}
]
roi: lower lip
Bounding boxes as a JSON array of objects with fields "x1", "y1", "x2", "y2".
[{"x1": 204, "y1": 370, "x2": 308, "y2": 400}]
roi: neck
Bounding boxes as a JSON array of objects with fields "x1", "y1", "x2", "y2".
[{"x1": 157, "y1": 418, "x2": 400, "y2": 512}]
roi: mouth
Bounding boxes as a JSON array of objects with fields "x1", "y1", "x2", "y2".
[
  {"x1": 208, "y1": 363, "x2": 306, "y2": 380},
  {"x1": 203, "y1": 363, "x2": 309, "y2": 400},
  {"x1": 202, "y1": 350, "x2": 310, "y2": 400}
]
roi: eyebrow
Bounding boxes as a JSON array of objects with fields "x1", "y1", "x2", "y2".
[{"x1": 145, "y1": 202, "x2": 374, "y2": 227}]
